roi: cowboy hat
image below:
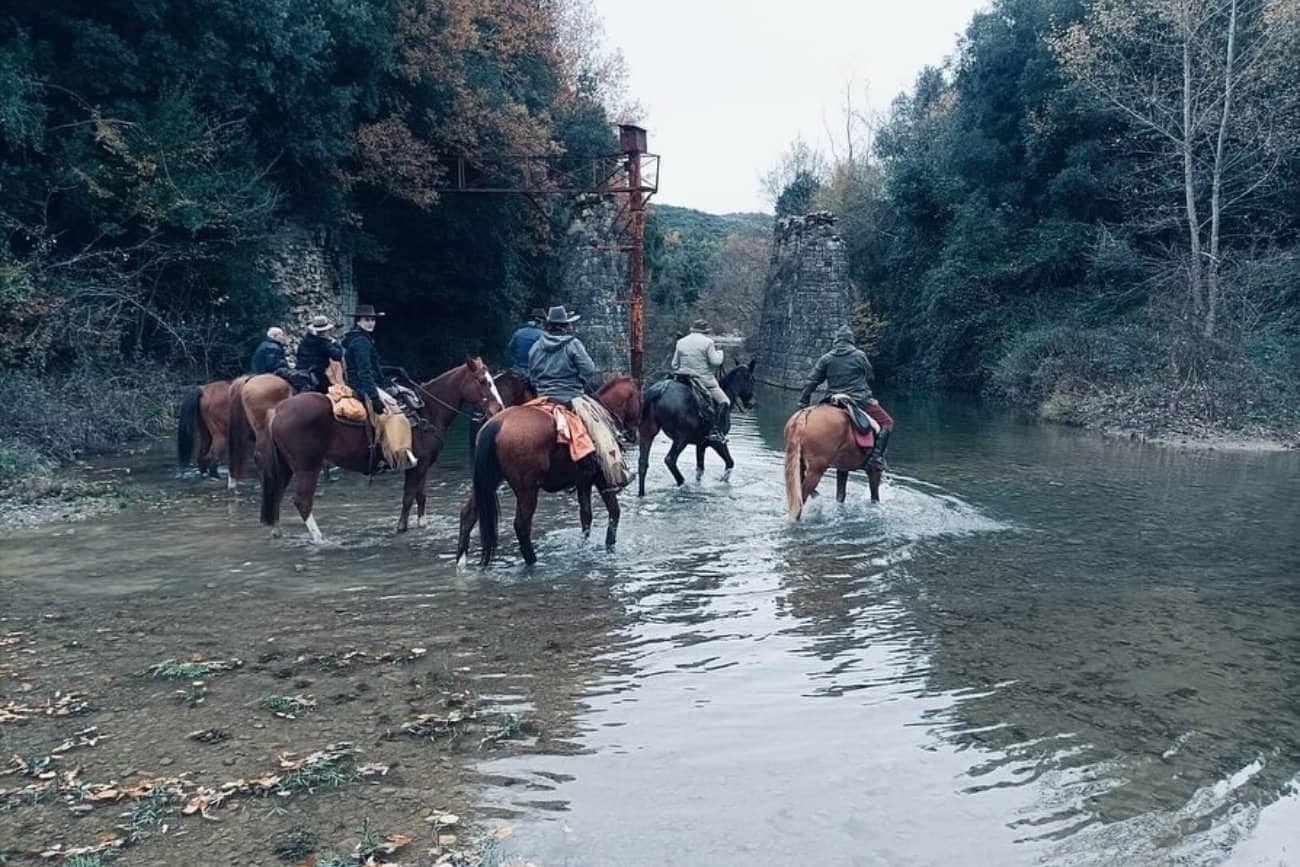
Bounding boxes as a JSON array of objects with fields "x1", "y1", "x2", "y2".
[
  {"x1": 530, "y1": 307, "x2": 548, "y2": 321},
  {"x1": 350, "y1": 304, "x2": 385, "y2": 319},
  {"x1": 690, "y1": 318, "x2": 712, "y2": 333},
  {"x1": 545, "y1": 305, "x2": 581, "y2": 325},
  {"x1": 307, "y1": 315, "x2": 334, "y2": 332}
]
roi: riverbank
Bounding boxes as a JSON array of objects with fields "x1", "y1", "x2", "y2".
[
  {"x1": 1038, "y1": 384, "x2": 1300, "y2": 452},
  {"x1": 0, "y1": 453, "x2": 617, "y2": 865}
]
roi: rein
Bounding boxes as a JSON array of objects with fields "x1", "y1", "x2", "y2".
[{"x1": 389, "y1": 365, "x2": 480, "y2": 422}]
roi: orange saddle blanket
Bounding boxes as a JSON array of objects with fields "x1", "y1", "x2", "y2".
[{"x1": 524, "y1": 398, "x2": 595, "y2": 462}]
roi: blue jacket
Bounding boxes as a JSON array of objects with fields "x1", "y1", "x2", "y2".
[
  {"x1": 527, "y1": 331, "x2": 598, "y2": 403},
  {"x1": 249, "y1": 337, "x2": 287, "y2": 375},
  {"x1": 506, "y1": 322, "x2": 543, "y2": 369}
]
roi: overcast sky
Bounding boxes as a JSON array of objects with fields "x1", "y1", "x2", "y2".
[{"x1": 594, "y1": 0, "x2": 988, "y2": 214}]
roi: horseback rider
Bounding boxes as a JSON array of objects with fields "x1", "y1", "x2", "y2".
[
  {"x1": 506, "y1": 308, "x2": 546, "y2": 374},
  {"x1": 671, "y1": 318, "x2": 730, "y2": 445},
  {"x1": 528, "y1": 305, "x2": 628, "y2": 488},
  {"x1": 342, "y1": 303, "x2": 418, "y2": 469},
  {"x1": 294, "y1": 315, "x2": 343, "y2": 394},
  {"x1": 249, "y1": 326, "x2": 290, "y2": 376},
  {"x1": 341, "y1": 305, "x2": 393, "y2": 417},
  {"x1": 798, "y1": 324, "x2": 894, "y2": 469}
]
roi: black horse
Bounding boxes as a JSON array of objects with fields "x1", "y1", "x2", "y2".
[{"x1": 637, "y1": 360, "x2": 757, "y2": 496}]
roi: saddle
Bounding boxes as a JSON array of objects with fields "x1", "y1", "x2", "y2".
[
  {"x1": 675, "y1": 375, "x2": 717, "y2": 426},
  {"x1": 826, "y1": 394, "x2": 878, "y2": 450},
  {"x1": 524, "y1": 397, "x2": 595, "y2": 462}
]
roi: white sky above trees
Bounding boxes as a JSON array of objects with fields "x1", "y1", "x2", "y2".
[{"x1": 594, "y1": 0, "x2": 988, "y2": 214}]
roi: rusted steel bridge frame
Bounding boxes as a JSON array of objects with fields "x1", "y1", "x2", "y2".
[{"x1": 436, "y1": 124, "x2": 659, "y2": 384}]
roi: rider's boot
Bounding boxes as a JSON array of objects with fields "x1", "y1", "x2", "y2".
[
  {"x1": 866, "y1": 427, "x2": 891, "y2": 470},
  {"x1": 707, "y1": 402, "x2": 730, "y2": 445}
]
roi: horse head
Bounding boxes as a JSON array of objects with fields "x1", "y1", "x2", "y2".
[
  {"x1": 491, "y1": 368, "x2": 533, "y2": 407},
  {"x1": 459, "y1": 356, "x2": 504, "y2": 417},
  {"x1": 724, "y1": 360, "x2": 758, "y2": 410},
  {"x1": 598, "y1": 376, "x2": 641, "y2": 443}
]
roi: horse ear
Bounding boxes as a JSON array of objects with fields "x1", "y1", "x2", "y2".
[{"x1": 747, "y1": 359, "x2": 757, "y2": 373}]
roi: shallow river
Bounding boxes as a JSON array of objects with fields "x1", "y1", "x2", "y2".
[{"x1": 7, "y1": 388, "x2": 1300, "y2": 866}]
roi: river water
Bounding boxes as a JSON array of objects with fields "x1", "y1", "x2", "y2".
[{"x1": 5, "y1": 388, "x2": 1298, "y2": 866}]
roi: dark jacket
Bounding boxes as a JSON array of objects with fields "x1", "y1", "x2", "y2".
[
  {"x1": 527, "y1": 330, "x2": 598, "y2": 403},
  {"x1": 295, "y1": 333, "x2": 343, "y2": 392},
  {"x1": 506, "y1": 322, "x2": 544, "y2": 369},
  {"x1": 799, "y1": 326, "x2": 874, "y2": 406},
  {"x1": 249, "y1": 337, "x2": 287, "y2": 375},
  {"x1": 342, "y1": 328, "x2": 386, "y2": 410}
]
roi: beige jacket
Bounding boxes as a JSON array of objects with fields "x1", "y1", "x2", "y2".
[{"x1": 671, "y1": 331, "x2": 724, "y2": 387}]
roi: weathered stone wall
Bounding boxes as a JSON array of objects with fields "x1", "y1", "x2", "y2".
[
  {"x1": 256, "y1": 221, "x2": 355, "y2": 358},
  {"x1": 753, "y1": 212, "x2": 852, "y2": 390},
  {"x1": 559, "y1": 194, "x2": 630, "y2": 376}
]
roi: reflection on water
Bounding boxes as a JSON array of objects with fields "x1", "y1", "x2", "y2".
[
  {"x1": 3, "y1": 390, "x2": 1298, "y2": 865},
  {"x1": 477, "y1": 389, "x2": 1300, "y2": 866}
]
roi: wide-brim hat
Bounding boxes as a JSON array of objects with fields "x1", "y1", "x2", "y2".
[
  {"x1": 307, "y1": 315, "x2": 334, "y2": 332},
  {"x1": 350, "y1": 304, "x2": 385, "y2": 319},
  {"x1": 545, "y1": 305, "x2": 580, "y2": 325},
  {"x1": 690, "y1": 318, "x2": 711, "y2": 333},
  {"x1": 530, "y1": 307, "x2": 548, "y2": 321}
]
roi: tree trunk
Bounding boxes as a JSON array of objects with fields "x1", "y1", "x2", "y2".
[
  {"x1": 1205, "y1": 0, "x2": 1239, "y2": 339},
  {"x1": 1181, "y1": 3, "x2": 1205, "y2": 317}
]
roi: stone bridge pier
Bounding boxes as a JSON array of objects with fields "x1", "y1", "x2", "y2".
[{"x1": 753, "y1": 212, "x2": 852, "y2": 390}]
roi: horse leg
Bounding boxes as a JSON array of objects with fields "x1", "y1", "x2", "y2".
[
  {"x1": 398, "y1": 464, "x2": 430, "y2": 532},
  {"x1": 867, "y1": 466, "x2": 882, "y2": 503},
  {"x1": 456, "y1": 493, "x2": 478, "y2": 568},
  {"x1": 599, "y1": 486, "x2": 621, "y2": 551},
  {"x1": 695, "y1": 443, "x2": 706, "y2": 479},
  {"x1": 513, "y1": 486, "x2": 540, "y2": 565},
  {"x1": 801, "y1": 460, "x2": 828, "y2": 506},
  {"x1": 714, "y1": 442, "x2": 735, "y2": 478},
  {"x1": 577, "y1": 481, "x2": 594, "y2": 539},
  {"x1": 637, "y1": 420, "x2": 658, "y2": 497},
  {"x1": 836, "y1": 469, "x2": 849, "y2": 503},
  {"x1": 664, "y1": 438, "x2": 687, "y2": 487},
  {"x1": 292, "y1": 465, "x2": 324, "y2": 544},
  {"x1": 209, "y1": 428, "x2": 228, "y2": 481}
]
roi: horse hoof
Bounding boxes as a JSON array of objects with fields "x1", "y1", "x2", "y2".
[
  {"x1": 417, "y1": 516, "x2": 427, "y2": 529},
  {"x1": 270, "y1": 527, "x2": 282, "y2": 539},
  {"x1": 456, "y1": 554, "x2": 468, "y2": 572}
]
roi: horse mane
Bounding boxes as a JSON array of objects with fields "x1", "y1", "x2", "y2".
[{"x1": 420, "y1": 356, "x2": 483, "y2": 391}]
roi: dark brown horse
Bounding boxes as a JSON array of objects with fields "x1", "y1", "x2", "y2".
[
  {"x1": 783, "y1": 404, "x2": 882, "y2": 521},
  {"x1": 226, "y1": 373, "x2": 292, "y2": 491},
  {"x1": 260, "y1": 357, "x2": 505, "y2": 542},
  {"x1": 456, "y1": 377, "x2": 641, "y2": 567},
  {"x1": 177, "y1": 379, "x2": 238, "y2": 478}
]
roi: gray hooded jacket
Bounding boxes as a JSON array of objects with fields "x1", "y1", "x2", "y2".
[
  {"x1": 799, "y1": 325, "x2": 874, "y2": 405},
  {"x1": 527, "y1": 330, "x2": 599, "y2": 403}
]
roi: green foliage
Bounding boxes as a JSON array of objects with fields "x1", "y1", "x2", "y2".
[{"x1": 774, "y1": 170, "x2": 822, "y2": 218}]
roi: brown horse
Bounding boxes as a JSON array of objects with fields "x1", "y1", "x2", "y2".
[
  {"x1": 226, "y1": 373, "x2": 292, "y2": 491},
  {"x1": 260, "y1": 357, "x2": 505, "y2": 542},
  {"x1": 783, "y1": 404, "x2": 882, "y2": 521},
  {"x1": 177, "y1": 379, "x2": 236, "y2": 478},
  {"x1": 456, "y1": 377, "x2": 641, "y2": 567}
]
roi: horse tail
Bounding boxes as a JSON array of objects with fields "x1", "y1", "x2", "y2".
[
  {"x1": 176, "y1": 386, "x2": 202, "y2": 471},
  {"x1": 227, "y1": 377, "x2": 252, "y2": 480},
  {"x1": 473, "y1": 418, "x2": 504, "y2": 566},
  {"x1": 260, "y1": 418, "x2": 291, "y2": 527},
  {"x1": 784, "y1": 409, "x2": 808, "y2": 523}
]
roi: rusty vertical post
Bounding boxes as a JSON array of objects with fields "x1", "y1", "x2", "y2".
[{"x1": 620, "y1": 124, "x2": 648, "y2": 386}]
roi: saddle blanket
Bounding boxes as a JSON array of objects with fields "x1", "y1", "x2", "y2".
[{"x1": 524, "y1": 398, "x2": 595, "y2": 462}]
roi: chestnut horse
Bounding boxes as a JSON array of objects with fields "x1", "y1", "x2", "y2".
[
  {"x1": 456, "y1": 377, "x2": 641, "y2": 567},
  {"x1": 783, "y1": 404, "x2": 882, "y2": 521},
  {"x1": 226, "y1": 373, "x2": 291, "y2": 491},
  {"x1": 260, "y1": 357, "x2": 504, "y2": 542},
  {"x1": 177, "y1": 379, "x2": 237, "y2": 478}
]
